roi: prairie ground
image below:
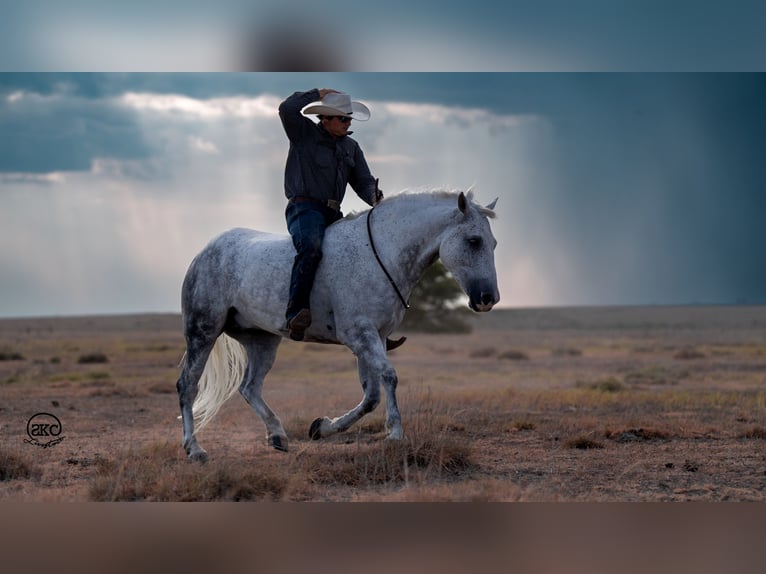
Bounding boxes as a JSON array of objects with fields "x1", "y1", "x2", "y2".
[{"x1": 1, "y1": 306, "x2": 765, "y2": 501}]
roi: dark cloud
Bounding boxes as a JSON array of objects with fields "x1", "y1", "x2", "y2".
[
  {"x1": 1, "y1": 1, "x2": 765, "y2": 71},
  {"x1": 508, "y1": 74, "x2": 766, "y2": 304},
  {"x1": 0, "y1": 87, "x2": 152, "y2": 173}
]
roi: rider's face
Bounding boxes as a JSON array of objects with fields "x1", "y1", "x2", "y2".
[{"x1": 323, "y1": 116, "x2": 352, "y2": 137}]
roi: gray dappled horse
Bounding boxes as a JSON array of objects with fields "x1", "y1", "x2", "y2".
[{"x1": 177, "y1": 190, "x2": 500, "y2": 461}]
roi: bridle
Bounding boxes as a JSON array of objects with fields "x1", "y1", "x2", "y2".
[{"x1": 366, "y1": 205, "x2": 410, "y2": 310}]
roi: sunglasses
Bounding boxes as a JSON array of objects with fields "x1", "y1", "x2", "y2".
[{"x1": 332, "y1": 116, "x2": 352, "y2": 124}]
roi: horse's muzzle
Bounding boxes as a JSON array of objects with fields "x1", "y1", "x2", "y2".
[{"x1": 468, "y1": 281, "x2": 499, "y2": 312}]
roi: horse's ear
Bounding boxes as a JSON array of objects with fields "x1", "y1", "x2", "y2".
[
  {"x1": 458, "y1": 192, "x2": 468, "y2": 214},
  {"x1": 486, "y1": 197, "x2": 498, "y2": 211}
]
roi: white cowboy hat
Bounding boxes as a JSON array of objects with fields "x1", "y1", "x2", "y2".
[{"x1": 302, "y1": 92, "x2": 371, "y2": 121}]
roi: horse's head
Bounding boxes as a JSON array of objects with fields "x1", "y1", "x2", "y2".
[{"x1": 438, "y1": 191, "x2": 500, "y2": 312}]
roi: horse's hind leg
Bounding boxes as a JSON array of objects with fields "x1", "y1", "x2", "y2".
[
  {"x1": 235, "y1": 330, "x2": 288, "y2": 452},
  {"x1": 177, "y1": 330, "x2": 218, "y2": 462}
]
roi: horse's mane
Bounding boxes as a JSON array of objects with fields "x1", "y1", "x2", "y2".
[{"x1": 343, "y1": 188, "x2": 496, "y2": 221}]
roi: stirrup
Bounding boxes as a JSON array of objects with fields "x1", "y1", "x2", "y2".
[
  {"x1": 287, "y1": 309, "x2": 312, "y2": 341},
  {"x1": 386, "y1": 336, "x2": 407, "y2": 351}
]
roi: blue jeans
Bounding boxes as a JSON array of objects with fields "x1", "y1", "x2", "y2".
[{"x1": 285, "y1": 200, "x2": 342, "y2": 321}]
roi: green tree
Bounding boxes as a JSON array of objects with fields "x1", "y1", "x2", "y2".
[{"x1": 399, "y1": 260, "x2": 473, "y2": 333}]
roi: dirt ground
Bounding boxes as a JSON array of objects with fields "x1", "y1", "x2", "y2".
[{"x1": 1, "y1": 306, "x2": 765, "y2": 501}]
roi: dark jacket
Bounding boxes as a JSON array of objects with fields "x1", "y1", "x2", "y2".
[{"x1": 279, "y1": 89, "x2": 377, "y2": 206}]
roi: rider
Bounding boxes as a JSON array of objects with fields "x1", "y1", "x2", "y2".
[{"x1": 279, "y1": 88, "x2": 382, "y2": 341}]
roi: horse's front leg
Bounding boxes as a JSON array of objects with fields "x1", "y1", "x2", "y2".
[
  {"x1": 309, "y1": 325, "x2": 402, "y2": 441},
  {"x1": 380, "y1": 362, "x2": 403, "y2": 440}
]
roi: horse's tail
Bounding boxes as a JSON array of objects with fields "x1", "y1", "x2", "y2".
[{"x1": 189, "y1": 334, "x2": 247, "y2": 433}]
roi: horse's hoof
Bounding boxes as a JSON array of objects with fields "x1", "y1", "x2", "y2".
[
  {"x1": 188, "y1": 449, "x2": 209, "y2": 464},
  {"x1": 269, "y1": 435, "x2": 289, "y2": 452},
  {"x1": 309, "y1": 418, "x2": 324, "y2": 440},
  {"x1": 385, "y1": 427, "x2": 405, "y2": 442}
]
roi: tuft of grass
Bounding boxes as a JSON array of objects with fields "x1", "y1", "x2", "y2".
[
  {"x1": 78, "y1": 352, "x2": 109, "y2": 364},
  {"x1": 296, "y1": 396, "x2": 475, "y2": 487},
  {"x1": 624, "y1": 365, "x2": 688, "y2": 386},
  {"x1": 590, "y1": 377, "x2": 625, "y2": 393},
  {"x1": 297, "y1": 436, "x2": 473, "y2": 488},
  {"x1": 128, "y1": 344, "x2": 174, "y2": 353},
  {"x1": 0, "y1": 349, "x2": 25, "y2": 361},
  {"x1": 674, "y1": 347, "x2": 706, "y2": 360},
  {"x1": 683, "y1": 460, "x2": 699, "y2": 472},
  {"x1": 357, "y1": 418, "x2": 386, "y2": 434},
  {"x1": 298, "y1": 391, "x2": 476, "y2": 489},
  {"x1": 48, "y1": 372, "x2": 83, "y2": 383},
  {"x1": 0, "y1": 447, "x2": 39, "y2": 481},
  {"x1": 507, "y1": 420, "x2": 536, "y2": 432},
  {"x1": 607, "y1": 427, "x2": 670, "y2": 442},
  {"x1": 738, "y1": 427, "x2": 766, "y2": 439},
  {"x1": 87, "y1": 385, "x2": 142, "y2": 398},
  {"x1": 88, "y1": 427, "x2": 474, "y2": 501},
  {"x1": 498, "y1": 349, "x2": 529, "y2": 361},
  {"x1": 551, "y1": 347, "x2": 583, "y2": 357},
  {"x1": 566, "y1": 436, "x2": 605, "y2": 450},
  {"x1": 469, "y1": 347, "x2": 497, "y2": 358},
  {"x1": 89, "y1": 442, "x2": 288, "y2": 501},
  {"x1": 147, "y1": 382, "x2": 175, "y2": 394}
]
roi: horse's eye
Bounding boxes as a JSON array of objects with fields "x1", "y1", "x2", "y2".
[{"x1": 467, "y1": 236, "x2": 482, "y2": 248}]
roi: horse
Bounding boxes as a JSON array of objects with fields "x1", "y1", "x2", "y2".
[{"x1": 176, "y1": 190, "x2": 500, "y2": 461}]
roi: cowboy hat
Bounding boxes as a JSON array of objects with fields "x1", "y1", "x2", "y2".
[{"x1": 302, "y1": 92, "x2": 371, "y2": 121}]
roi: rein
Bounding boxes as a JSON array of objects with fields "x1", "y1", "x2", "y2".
[{"x1": 366, "y1": 205, "x2": 410, "y2": 310}]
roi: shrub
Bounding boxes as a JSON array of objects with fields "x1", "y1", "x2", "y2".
[
  {"x1": 0, "y1": 349, "x2": 24, "y2": 361},
  {"x1": 624, "y1": 366, "x2": 687, "y2": 386},
  {"x1": 498, "y1": 349, "x2": 529, "y2": 361},
  {"x1": 469, "y1": 347, "x2": 496, "y2": 358},
  {"x1": 590, "y1": 377, "x2": 625, "y2": 393},
  {"x1": 78, "y1": 352, "x2": 109, "y2": 364},
  {"x1": 566, "y1": 436, "x2": 605, "y2": 450},
  {"x1": 739, "y1": 427, "x2": 766, "y2": 439},
  {"x1": 551, "y1": 347, "x2": 583, "y2": 357},
  {"x1": 674, "y1": 347, "x2": 706, "y2": 360},
  {"x1": 508, "y1": 420, "x2": 536, "y2": 432},
  {"x1": 0, "y1": 448, "x2": 38, "y2": 481},
  {"x1": 608, "y1": 427, "x2": 670, "y2": 442},
  {"x1": 400, "y1": 261, "x2": 473, "y2": 333}
]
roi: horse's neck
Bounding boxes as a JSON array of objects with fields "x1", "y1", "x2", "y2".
[{"x1": 372, "y1": 196, "x2": 454, "y2": 289}]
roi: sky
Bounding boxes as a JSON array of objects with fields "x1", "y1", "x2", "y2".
[
  {"x1": 3, "y1": 1, "x2": 765, "y2": 71},
  {"x1": 1, "y1": 72, "x2": 764, "y2": 317}
]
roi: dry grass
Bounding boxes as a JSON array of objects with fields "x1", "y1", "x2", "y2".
[
  {"x1": 295, "y1": 437, "x2": 472, "y2": 491},
  {"x1": 0, "y1": 447, "x2": 40, "y2": 481},
  {"x1": 3, "y1": 308, "x2": 766, "y2": 501},
  {"x1": 566, "y1": 436, "x2": 605, "y2": 450},
  {"x1": 498, "y1": 349, "x2": 529, "y2": 361},
  {"x1": 469, "y1": 347, "x2": 496, "y2": 358},
  {"x1": 88, "y1": 392, "x2": 475, "y2": 501},
  {"x1": 89, "y1": 442, "x2": 289, "y2": 501},
  {"x1": 509, "y1": 420, "x2": 537, "y2": 432},
  {"x1": 674, "y1": 347, "x2": 706, "y2": 360},
  {"x1": 0, "y1": 349, "x2": 25, "y2": 361},
  {"x1": 77, "y1": 352, "x2": 109, "y2": 364},
  {"x1": 551, "y1": 347, "x2": 583, "y2": 357},
  {"x1": 623, "y1": 365, "x2": 688, "y2": 386},
  {"x1": 578, "y1": 376, "x2": 626, "y2": 393},
  {"x1": 738, "y1": 426, "x2": 766, "y2": 439}
]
